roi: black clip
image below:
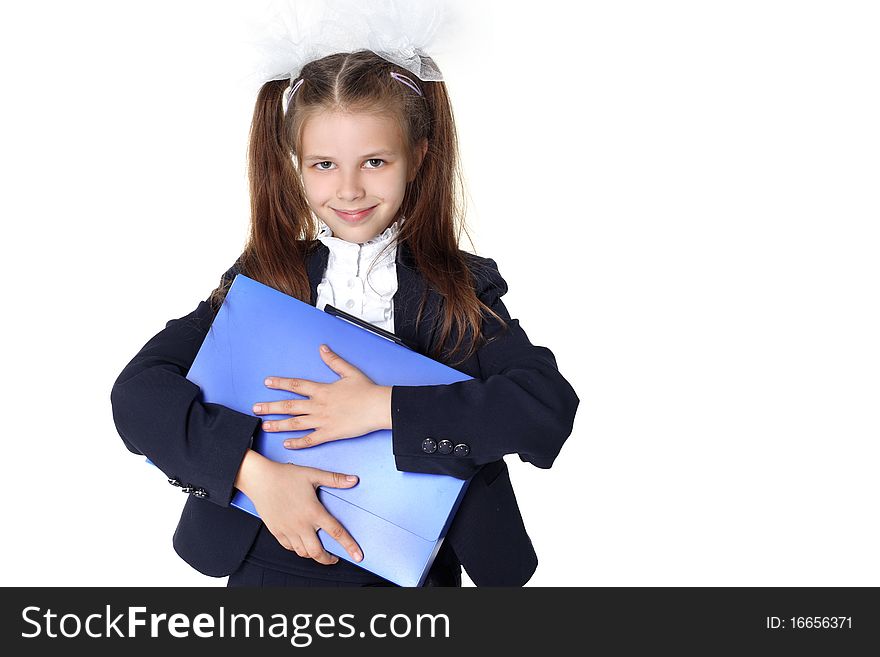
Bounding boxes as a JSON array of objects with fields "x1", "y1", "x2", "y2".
[{"x1": 323, "y1": 304, "x2": 408, "y2": 348}]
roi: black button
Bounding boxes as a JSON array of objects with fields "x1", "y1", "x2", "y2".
[
  {"x1": 191, "y1": 488, "x2": 208, "y2": 499},
  {"x1": 453, "y1": 443, "x2": 470, "y2": 457},
  {"x1": 421, "y1": 438, "x2": 437, "y2": 454},
  {"x1": 181, "y1": 484, "x2": 194, "y2": 493},
  {"x1": 438, "y1": 439, "x2": 454, "y2": 455},
  {"x1": 168, "y1": 477, "x2": 183, "y2": 487}
]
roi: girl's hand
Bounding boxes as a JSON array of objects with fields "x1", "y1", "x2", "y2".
[
  {"x1": 253, "y1": 344, "x2": 392, "y2": 449},
  {"x1": 236, "y1": 450, "x2": 364, "y2": 565}
]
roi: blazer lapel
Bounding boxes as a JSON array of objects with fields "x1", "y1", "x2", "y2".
[
  {"x1": 306, "y1": 241, "x2": 330, "y2": 307},
  {"x1": 304, "y1": 238, "x2": 429, "y2": 354}
]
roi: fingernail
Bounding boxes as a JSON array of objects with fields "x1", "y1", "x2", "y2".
[
  {"x1": 346, "y1": 475, "x2": 358, "y2": 482},
  {"x1": 353, "y1": 550, "x2": 363, "y2": 562},
  {"x1": 263, "y1": 421, "x2": 272, "y2": 430},
  {"x1": 252, "y1": 404, "x2": 261, "y2": 413},
  {"x1": 284, "y1": 440, "x2": 292, "y2": 448},
  {"x1": 264, "y1": 378, "x2": 273, "y2": 386},
  {"x1": 320, "y1": 344, "x2": 329, "y2": 353}
]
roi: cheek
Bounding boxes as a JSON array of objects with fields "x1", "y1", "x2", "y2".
[
  {"x1": 380, "y1": 170, "x2": 409, "y2": 198},
  {"x1": 302, "y1": 175, "x2": 330, "y2": 202}
]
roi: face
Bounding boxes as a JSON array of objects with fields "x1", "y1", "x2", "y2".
[{"x1": 299, "y1": 110, "x2": 426, "y2": 244}]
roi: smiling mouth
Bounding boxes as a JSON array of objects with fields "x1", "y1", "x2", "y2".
[
  {"x1": 333, "y1": 206, "x2": 377, "y2": 214},
  {"x1": 332, "y1": 205, "x2": 378, "y2": 223}
]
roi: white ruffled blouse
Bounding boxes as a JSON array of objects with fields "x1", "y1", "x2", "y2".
[{"x1": 315, "y1": 218, "x2": 401, "y2": 333}]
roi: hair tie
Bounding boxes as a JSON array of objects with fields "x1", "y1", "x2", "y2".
[
  {"x1": 389, "y1": 71, "x2": 423, "y2": 97},
  {"x1": 281, "y1": 77, "x2": 305, "y2": 115}
]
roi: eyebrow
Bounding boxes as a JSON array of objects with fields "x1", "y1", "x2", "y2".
[{"x1": 302, "y1": 149, "x2": 397, "y2": 161}]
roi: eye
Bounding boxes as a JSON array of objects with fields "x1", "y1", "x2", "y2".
[
  {"x1": 365, "y1": 158, "x2": 385, "y2": 169},
  {"x1": 315, "y1": 161, "x2": 335, "y2": 170}
]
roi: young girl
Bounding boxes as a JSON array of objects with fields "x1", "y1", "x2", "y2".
[{"x1": 110, "y1": 48, "x2": 579, "y2": 587}]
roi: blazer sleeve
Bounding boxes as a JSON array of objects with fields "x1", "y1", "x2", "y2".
[
  {"x1": 109, "y1": 263, "x2": 260, "y2": 507},
  {"x1": 390, "y1": 257, "x2": 580, "y2": 479}
]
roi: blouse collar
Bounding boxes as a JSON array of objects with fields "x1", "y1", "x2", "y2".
[{"x1": 316, "y1": 217, "x2": 403, "y2": 249}]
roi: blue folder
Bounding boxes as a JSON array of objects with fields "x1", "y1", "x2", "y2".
[{"x1": 183, "y1": 274, "x2": 471, "y2": 587}]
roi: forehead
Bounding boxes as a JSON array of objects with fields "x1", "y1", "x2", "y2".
[{"x1": 301, "y1": 111, "x2": 405, "y2": 154}]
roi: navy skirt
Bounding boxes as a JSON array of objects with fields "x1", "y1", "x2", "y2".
[
  {"x1": 227, "y1": 524, "x2": 462, "y2": 588},
  {"x1": 227, "y1": 560, "x2": 462, "y2": 587}
]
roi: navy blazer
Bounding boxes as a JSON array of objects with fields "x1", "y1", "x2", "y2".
[{"x1": 110, "y1": 240, "x2": 579, "y2": 586}]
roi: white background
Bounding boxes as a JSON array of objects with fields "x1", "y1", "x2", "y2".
[{"x1": 1, "y1": 0, "x2": 877, "y2": 587}]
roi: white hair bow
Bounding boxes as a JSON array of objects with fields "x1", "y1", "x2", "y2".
[{"x1": 245, "y1": 0, "x2": 456, "y2": 86}]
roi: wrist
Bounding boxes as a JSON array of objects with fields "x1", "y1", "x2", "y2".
[
  {"x1": 234, "y1": 449, "x2": 272, "y2": 497},
  {"x1": 375, "y1": 385, "x2": 393, "y2": 431}
]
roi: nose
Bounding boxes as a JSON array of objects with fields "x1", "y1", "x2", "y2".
[{"x1": 336, "y1": 168, "x2": 365, "y2": 202}]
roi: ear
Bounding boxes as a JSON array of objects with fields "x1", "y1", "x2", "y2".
[{"x1": 408, "y1": 138, "x2": 429, "y2": 182}]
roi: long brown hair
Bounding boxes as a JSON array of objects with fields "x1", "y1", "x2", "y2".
[{"x1": 209, "y1": 50, "x2": 506, "y2": 365}]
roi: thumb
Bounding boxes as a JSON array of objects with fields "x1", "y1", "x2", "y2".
[{"x1": 313, "y1": 468, "x2": 359, "y2": 489}]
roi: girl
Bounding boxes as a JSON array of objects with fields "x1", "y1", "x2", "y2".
[{"x1": 110, "y1": 49, "x2": 579, "y2": 587}]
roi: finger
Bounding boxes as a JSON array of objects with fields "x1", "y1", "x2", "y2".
[
  {"x1": 310, "y1": 468, "x2": 359, "y2": 489},
  {"x1": 272, "y1": 532, "x2": 305, "y2": 557},
  {"x1": 252, "y1": 397, "x2": 314, "y2": 417},
  {"x1": 262, "y1": 414, "x2": 315, "y2": 433},
  {"x1": 318, "y1": 513, "x2": 363, "y2": 563},
  {"x1": 319, "y1": 344, "x2": 363, "y2": 379},
  {"x1": 283, "y1": 431, "x2": 334, "y2": 449},
  {"x1": 301, "y1": 532, "x2": 338, "y2": 565},
  {"x1": 264, "y1": 376, "x2": 318, "y2": 398}
]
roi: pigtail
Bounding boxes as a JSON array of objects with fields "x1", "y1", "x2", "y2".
[
  {"x1": 209, "y1": 80, "x2": 316, "y2": 313},
  {"x1": 400, "y1": 70, "x2": 509, "y2": 365}
]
